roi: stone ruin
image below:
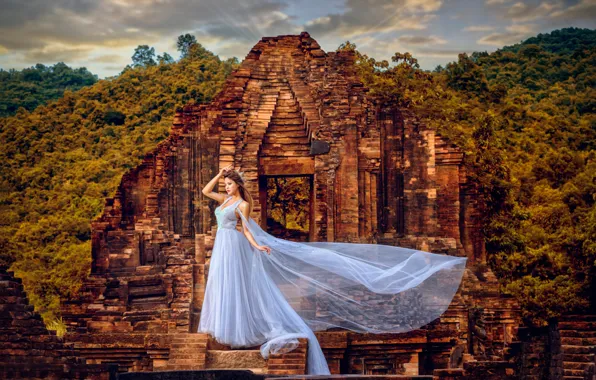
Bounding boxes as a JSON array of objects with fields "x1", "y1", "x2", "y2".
[{"x1": 3, "y1": 32, "x2": 595, "y2": 379}]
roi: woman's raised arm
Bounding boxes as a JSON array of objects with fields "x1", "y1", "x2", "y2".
[{"x1": 202, "y1": 164, "x2": 233, "y2": 203}]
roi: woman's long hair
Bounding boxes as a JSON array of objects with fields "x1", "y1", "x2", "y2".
[{"x1": 224, "y1": 170, "x2": 254, "y2": 215}]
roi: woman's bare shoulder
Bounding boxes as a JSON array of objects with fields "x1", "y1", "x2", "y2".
[{"x1": 235, "y1": 200, "x2": 250, "y2": 215}]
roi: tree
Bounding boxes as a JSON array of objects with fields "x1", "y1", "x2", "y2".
[
  {"x1": 471, "y1": 51, "x2": 489, "y2": 63},
  {"x1": 337, "y1": 41, "x2": 357, "y2": 52},
  {"x1": 187, "y1": 42, "x2": 213, "y2": 60},
  {"x1": 391, "y1": 52, "x2": 420, "y2": 69},
  {"x1": 157, "y1": 52, "x2": 175, "y2": 65},
  {"x1": 177, "y1": 33, "x2": 198, "y2": 58},
  {"x1": 132, "y1": 45, "x2": 157, "y2": 67},
  {"x1": 519, "y1": 44, "x2": 544, "y2": 59},
  {"x1": 445, "y1": 53, "x2": 490, "y2": 96}
]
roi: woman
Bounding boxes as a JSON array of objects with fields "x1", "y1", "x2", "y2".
[{"x1": 198, "y1": 165, "x2": 467, "y2": 375}]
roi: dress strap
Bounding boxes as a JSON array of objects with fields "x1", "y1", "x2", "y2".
[
  {"x1": 229, "y1": 199, "x2": 242, "y2": 211},
  {"x1": 230, "y1": 199, "x2": 244, "y2": 215},
  {"x1": 220, "y1": 195, "x2": 232, "y2": 207},
  {"x1": 219, "y1": 196, "x2": 242, "y2": 213}
]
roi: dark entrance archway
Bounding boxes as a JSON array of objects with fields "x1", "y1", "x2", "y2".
[{"x1": 258, "y1": 174, "x2": 315, "y2": 242}]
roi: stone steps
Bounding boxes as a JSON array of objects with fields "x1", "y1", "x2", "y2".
[
  {"x1": 263, "y1": 136, "x2": 309, "y2": 145},
  {"x1": 271, "y1": 112, "x2": 301, "y2": 119},
  {"x1": 256, "y1": 82, "x2": 311, "y2": 160},
  {"x1": 267, "y1": 124, "x2": 307, "y2": 133},
  {"x1": 163, "y1": 333, "x2": 209, "y2": 371},
  {"x1": 560, "y1": 315, "x2": 596, "y2": 322},
  {"x1": 563, "y1": 360, "x2": 594, "y2": 370},
  {"x1": 562, "y1": 337, "x2": 596, "y2": 345},
  {"x1": 562, "y1": 345, "x2": 594, "y2": 354},
  {"x1": 564, "y1": 368, "x2": 587, "y2": 377},
  {"x1": 560, "y1": 329, "x2": 596, "y2": 337},
  {"x1": 559, "y1": 321, "x2": 596, "y2": 330},
  {"x1": 276, "y1": 99, "x2": 298, "y2": 106},
  {"x1": 261, "y1": 146, "x2": 311, "y2": 156},
  {"x1": 561, "y1": 316, "x2": 596, "y2": 380},
  {"x1": 271, "y1": 104, "x2": 299, "y2": 112}
]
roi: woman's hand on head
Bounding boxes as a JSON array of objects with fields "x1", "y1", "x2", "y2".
[
  {"x1": 257, "y1": 245, "x2": 271, "y2": 255},
  {"x1": 218, "y1": 164, "x2": 234, "y2": 177}
]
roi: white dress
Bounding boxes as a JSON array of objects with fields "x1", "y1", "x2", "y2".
[{"x1": 198, "y1": 195, "x2": 467, "y2": 375}]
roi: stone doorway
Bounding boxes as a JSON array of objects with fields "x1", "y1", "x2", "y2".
[{"x1": 258, "y1": 175, "x2": 314, "y2": 242}]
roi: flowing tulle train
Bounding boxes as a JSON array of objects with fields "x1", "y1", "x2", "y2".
[{"x1": 198, "y1": 195, "x2": 467, "y2": 375}]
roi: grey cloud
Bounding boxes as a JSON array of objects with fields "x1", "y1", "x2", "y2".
[
  {"x1": 477, "y1": 24, "x2": 538, "y2": 46},
  {"x1": 463, "y1": 25, "x2": 496, "y2": 32},
  {"x1": 102, "y1": 64, "x2": 126, "y2": 71},
  {"x1": 483, "y1": 0, "x2": 581, "y2": 24},
  {"x1": 0, "y1": 0, "x2": 98, "y2": 28},
  {"x1": 505, "y1": 1, "x2": 560, "y2": 22},
  {"x1": 478, "y1": 33, "x2": 523, "y2": 46},
  {"x1": 204, "y1": 9, "x2": 299, "y2": 43},
  {"x1": 397, "y1": 35, "x2": 447, "y2": 45},
  {"x1": 116, "y1": 0, "x2": 289, "y2": 34},
  {"x1": 549, "y1": 0, "x2": 596, "y2": 22},
  {"x1": 485, "y1": 0, "x2": 514, "y2": 4},
  {"x1": 305, "y1": 0, "x2": 443, "y2": 39},
  {"x1": 215, "y1": 41, "x2": 256, "y2": 59},
  {"x1": 0, "y1": 37, "x2": 46, "y2": 51},
  {"x1": 94, "y1": 54, "x2": 126, "y2": 63},
  {"x1": 0, "y1": 0, "x2": 295, "y2": 64},
  {"x1": 0, "y1": 0, "x2": 444, "y2": 68},
  {"x1": 265, "y1": 19, "x2": 303, "y2": 38},
  {"x1": 23, "y1": 46, "x2": 95, "y2": 62},
  {"x1": 414, "y1": 48, "x2": 469, "y2": 57}
]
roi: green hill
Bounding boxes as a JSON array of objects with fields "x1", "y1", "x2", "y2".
[
  {"x1": 472, "y1": 27, "x2": 596, "y2": 323},
  {"x1": 0, "y1": 41, "x2": 238, "y2": 326},
  {"x1": 0, "y1": 62, "x2": 99, "y2": 118}
]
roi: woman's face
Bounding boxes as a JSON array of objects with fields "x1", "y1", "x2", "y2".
[{"x1": 224, "y1": 177, "x2": 238, "y2": 196}]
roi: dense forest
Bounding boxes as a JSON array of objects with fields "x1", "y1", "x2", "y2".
[
  {"x1": 0, "y1": 28, "x2": 593, "y2": 331},
  {"x1": 0, "y1": 34, "x2": 239, "y2": 329},
  {"x1": 0, "y1": 63, "x2": 99, "y2": 118}
]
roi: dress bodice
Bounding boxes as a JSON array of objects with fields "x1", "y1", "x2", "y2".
[{"x1": 215, "y1": 197, "x2": 242, "y2": 230}]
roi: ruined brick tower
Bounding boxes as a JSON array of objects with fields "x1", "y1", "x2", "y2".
[{"x1": 59, "y1": 33, "x2": 518, "y2": 376}]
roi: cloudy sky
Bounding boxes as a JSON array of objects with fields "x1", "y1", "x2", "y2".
[{"x1": 0, "y1": 0, "x2": 594, "y2": 79}]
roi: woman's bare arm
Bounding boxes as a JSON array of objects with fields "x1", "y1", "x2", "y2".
[
  {"x1": 237, "y1": 202, "x2": 270, "y2": 254},
  {"x1": 202, "y1": 165, "x2": 232, "y2": 204},
  {"x1": 237, "y1": 202, "x2": 259, "y2": 248}
]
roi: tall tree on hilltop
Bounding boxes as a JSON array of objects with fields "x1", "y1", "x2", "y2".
[
  {"x1": 177, "y1": 33, "x2": 198, "y2": 58},
  {"x1": 132, "y1": 45, "x2": 157, "y2": 67},
  {"x1": 176, "y1": 33, "x2": 213, "y2": 61}
]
